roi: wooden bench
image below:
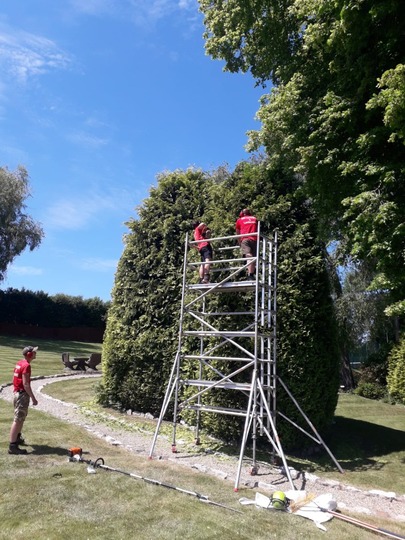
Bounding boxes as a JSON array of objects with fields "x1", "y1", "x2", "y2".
[{"x1": 61, "y1": 352, "x2": 89, "y2": 371}]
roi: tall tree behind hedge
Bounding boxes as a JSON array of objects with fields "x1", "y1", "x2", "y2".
[{"x1": 199, "y1": 0, "x2": 405, "y2": 319}]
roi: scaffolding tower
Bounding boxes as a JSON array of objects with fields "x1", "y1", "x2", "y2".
[{"x1": 149, "y1": 224, "x2": 342, "y2": 491}]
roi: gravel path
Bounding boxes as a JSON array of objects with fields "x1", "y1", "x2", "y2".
[{"x1": 1, "y1": 373, "x2": 405, "y2": 523}]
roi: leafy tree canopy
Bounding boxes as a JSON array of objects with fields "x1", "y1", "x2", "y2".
[
  {"x1": 0, "y1": 166, "x2": 44, "y2": 282},
  {"x1": 335, "y1": 262, "x2": 397, "y2": 352},
  {"x1": 199, "y1": 0, "x2": 405, "y2": 315}
]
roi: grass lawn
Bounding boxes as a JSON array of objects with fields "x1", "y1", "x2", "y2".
[
  {"x1": 43, "y1": 377, "x2": 405, "y2": 494},
  {"x1": 317, "y1": 394, "x2": 405, "y2": 492},
  {"x1": 0, "y1": 335, "x2": 102, "y2": 386},
  {"x1": 1, "y1": 335, "x2": 405, "y2": 539},
  {"x1": 1, "y1": 399, "x2": 404, "y2": 540}
]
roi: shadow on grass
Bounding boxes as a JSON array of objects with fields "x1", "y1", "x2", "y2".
[
  {"x1": 286, "y1": 415, "x2": 405, "y2": 474},
  {"x1": 30, "y1": 444, "x2": 69, "y2": 456},
  {"x1": 202, "y1": 414, "x2": 405, "y2": 479}
]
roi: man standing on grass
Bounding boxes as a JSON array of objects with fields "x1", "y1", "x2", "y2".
[{"x1": 8, "y1": 345, "x2": 38, "y2": 455}]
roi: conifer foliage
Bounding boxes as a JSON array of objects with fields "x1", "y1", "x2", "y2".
[
  {"x1": 100, "y1": 162, "x2": 340, "y2": 448},
  {"x1": 100, "y1": 169, "x2": 212, "y2": 414},
  {"x1": 387, "y1": 337, "x2": 405, "y2": 405}
]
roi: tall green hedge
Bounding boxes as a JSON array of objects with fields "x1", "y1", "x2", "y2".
[
  {"x1": 100, "y1": 161, "x2": 340, "y2": 449},
  {"x1": 100, "y1": 169, "x2": 211, "y2": 413}
]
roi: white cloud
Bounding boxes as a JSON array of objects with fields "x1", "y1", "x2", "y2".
[
  {"x1": 0, "y1": 141, "x2": 27, "y2": 162},
  {"x1": 9, "y1": 266, "x2": 43, "y2": 276},
  {"x1": 0, "y1": 79, "x2": 6, "y2": 100},
  {"x1": 45, "y1": 200, "x2": 100, "y2": 231},
  {"x1": 178, "y1": 0, "x2": 194, "y2": 9},
  {"x1": 69, "y1": 0, "x2": 116, "y2": 16},
  {"x1": 69, "y1": 0, "x2": 196, "y2": 26},
  {"x1": 77, "y1": 257, "x2": 118, "y2": 272},
  {"x1": 0, "y1": 23, "x2": 72, "y2": 83},
  {"x1": 45, "y1": 189, "x2": 130, "y2": 230},
  {"x1": 128, "y1": 0, "x2": 195, "y2": 26},
  {"x1": 84, "y1": 116, "x2": 110, "y2": 129},
  {"x1": 67, "y1": 131, "x2": 109, "y2": 149}
]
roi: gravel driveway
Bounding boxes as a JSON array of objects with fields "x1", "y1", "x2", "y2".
[{"x1": 1, "y1": 373, "x2": 405, "y2": 524}]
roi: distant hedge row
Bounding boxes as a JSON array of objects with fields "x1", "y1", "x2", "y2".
[{"x1": 0, "y1": 287, "x2": 109, "y2": 329}]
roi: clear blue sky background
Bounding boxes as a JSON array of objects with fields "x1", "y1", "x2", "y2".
[{"x1": 1, "y1": 1, "x2": 264, "y2": 301}]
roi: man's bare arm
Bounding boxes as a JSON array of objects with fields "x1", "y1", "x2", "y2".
[{"x1": 22, "y1": 373, "x2": 38, "y2": 405}]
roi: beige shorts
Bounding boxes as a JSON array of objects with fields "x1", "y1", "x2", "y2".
[
  {"x1": 13, "y1": 392, "x2": 30, "y2": 422},
  {"x1": 240, "y1": 239, "x2": 257, "y2": 257}
]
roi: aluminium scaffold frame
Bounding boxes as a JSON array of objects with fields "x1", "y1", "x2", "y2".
[{"x1": 149, "y1": 223, "x2": 343, "y2": 491}]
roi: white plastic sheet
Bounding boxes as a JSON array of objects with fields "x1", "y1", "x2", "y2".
[{"x1": 239, "y1": 490, "x2": 337, "y2": 532}]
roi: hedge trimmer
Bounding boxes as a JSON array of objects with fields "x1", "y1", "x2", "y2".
[{"x1": 68, "y1": 448, "x2": 242, "y2": 514}]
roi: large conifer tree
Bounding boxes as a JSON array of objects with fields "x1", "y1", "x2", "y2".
[
  {"x1": 101, "y1": 169, "x2": 212, "y2": 413},
  {"x1": 100, "y1": 161, "x2": 340, "y2": 448}
]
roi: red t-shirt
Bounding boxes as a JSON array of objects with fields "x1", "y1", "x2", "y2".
[
  {"x1": 194, "y1": 224, "x2": 209, "y2": 251},
  {"x1": 13, "y1": 359, "x2": 31, "y2": 392},
  {"x1": 235, "y1": 215, "x2": 258, "y2": 242}
]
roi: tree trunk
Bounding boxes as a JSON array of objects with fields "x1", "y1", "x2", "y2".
[{"x1": 340, "y1": 349, "x2": 355, "y2": 390}]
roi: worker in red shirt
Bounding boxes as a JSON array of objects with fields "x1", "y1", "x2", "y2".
[
  {"x1": 193, "y1": 221, "x2": 213, "y2": 283},
  {"x1": 235, "y1": 209, "x2": 258, "y2": 280},
  {"x1": 9, "y1": 345, "x2": 38, "y2": 454}
]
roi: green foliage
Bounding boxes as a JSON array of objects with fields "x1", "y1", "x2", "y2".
[
  {"x1": 0, "y1": 287, "x2": 108, "y2": 328},
  {"x1": 360, "y1": 348, "x2": 390, "y2": 386},
  {"x1": 101, "y1": 161, "x2": 340, "y2": 449},
  {"x1": 350, "y1": 344, "x2": 392, "y2": 402},
  {"x1": 0, "y1": 165, "x2": 44, "y2": 281},
  {"x1": 200, "y1": 0, "x2": 405, "y2": 316},
  {"x1": 387, "y1": 336, "x2": 405, "y2": 404},
  {"x1": 354, "y1": 382, "x2": 386, "y2": 400},
  {"x1": 100, "y1": 169, "x2": 212, "y2": 415},
  {"x1": 367, "y1": 63, "x2": 405, "y2": 143},
  {"x1": 199, "y1": 0, "x2": 304, "y2": 85}
]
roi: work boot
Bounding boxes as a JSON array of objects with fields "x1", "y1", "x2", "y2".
[
  {"x1": 16, "y1": 433, "x2": 25, "y2": 445},
  {"x1": 8, "y1": 443, "x2": 27, "y2": 455}
]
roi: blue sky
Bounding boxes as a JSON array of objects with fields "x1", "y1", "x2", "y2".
[{"x1": 1, "y1": 1, "x2": 263, "y2": 302}]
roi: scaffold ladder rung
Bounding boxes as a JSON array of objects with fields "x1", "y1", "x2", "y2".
[
  {"x1": 183, "y1": 379, "x2": 274, "y2": 391},
  {"x1": 183, "y1": 404, "x2": 248, "y2": 417}
]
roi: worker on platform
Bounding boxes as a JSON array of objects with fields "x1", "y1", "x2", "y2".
[
  {"x1": 193, "y1": 221, "x2": 213, "y2": 283},
  {"x1": 235, "y1": 209, "x2": 258, "y2": 280}
]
